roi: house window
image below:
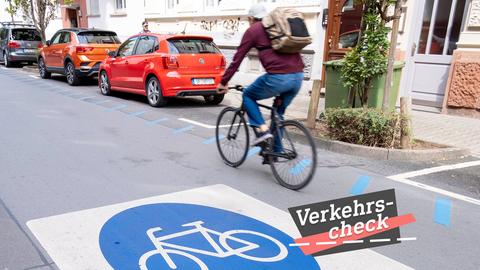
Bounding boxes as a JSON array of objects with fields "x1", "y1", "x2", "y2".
[
  {"x1": 88, "y1": 0, "x2": 99, "y2": 15},
  {"x1": 206, "y1": 0, "x2": 217, "y2": 6},
  {"x1": 116, "y1": 0, "x2": 126, "y2": 10},
  {"x1": 168, "y1": 0, "x2": 179, "y2": 9}
]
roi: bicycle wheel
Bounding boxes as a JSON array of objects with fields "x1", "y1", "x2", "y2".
[
  {"x1": 216, "y1": 107, "x2": 250, "y2": 167},
  {"x1": 268, "y1": 120, "x2": 317, "y2": 190}
]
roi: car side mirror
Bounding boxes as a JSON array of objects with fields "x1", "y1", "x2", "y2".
[
  {"x1": 46, "y1": 40, "x2": 51, "y2": 46},
  {"x1": 108, "y1": 51, "x2": 117, "y2": 58}
]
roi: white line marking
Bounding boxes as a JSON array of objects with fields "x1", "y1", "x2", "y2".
[
  {"x1": 389, "y1": 160, "x2": 480, "y2": 180},
  {"x1": 343, "y1": 240, "x2": 364, "y2": 244},
  {"x1": 397, "y1": 237, "x2": 417, "y2": 241},
  {"x1": 0, "y1": 67, "x2": 6, "y2": 70},
  {"x1": 29, "y1": 75, "x2": 39, "y2": 79},
  {"x1": 289, "y1": 243, "x2": 310, "y2": 247},
  {"x1": 178, "y1": 118, "x2": 246, "y2": 129},
  {"x1": 386, "y1": 176, "x2": 480, "y2": 206},
  {"x1": 386, "y1": 202, "x2": 394, "y2": 206},
  {"x1": 316, "y1": 241, "x2": 337, "y2": 245},
  {"x1": 179, "y1": 118, "x2": 215, "y2": 129},
  {"x1": 370, "y1": 239, "x2": 391, "y2": 243}
]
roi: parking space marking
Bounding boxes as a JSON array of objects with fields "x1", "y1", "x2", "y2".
[
  {"x1": 105, "y1": 104, "x2": 127, "y2": 112},
  {"x1": 29, "y1": 75, "x2": 40, "y2": 79},
  {"x1": 203, "y1": 135, "x2": 224, "y2": 145},
  {"x1": 147, "y1": 117, "x2": 168, "y2": 125},
  {"x1": 93, "y1": 100, "x2": 111, "y2": 105},
  {"x1": 350, "y1": 175, "x2": 371, "y2": 195},
  {"x1": 129, "y1": 111, "x2": 146, "y2": 117},
  {"x1": 247, "y1": 147, "x2": 261, "y2": 158},
  {"x1": 179, "y1": 118, "x2": 215, "y2": 129},
  {"x1": 173, "y1": 125, "x2": 194, "y2": 134},
  {"x1": 389, "y1": 160, "x2": 480, "y2": 180},
  {"x1": 434, "y1": 198, "x2": 452, "y2": 227}
]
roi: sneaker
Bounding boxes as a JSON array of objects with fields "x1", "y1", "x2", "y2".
[{"x1": 252, "y1": 132, "x2": 273, "y2": 146}]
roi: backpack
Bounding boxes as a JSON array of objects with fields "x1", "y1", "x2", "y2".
[{"x1": 262, "y1": 8, "x2": 312, "y2": 54}]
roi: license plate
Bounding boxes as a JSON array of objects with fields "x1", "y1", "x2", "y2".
[
  {"x1": 23, "y1": 49, "x2": 36, "y2": 54},
  {"x1": 192, "y1": 78, "x2": 215, "y2": 85}
]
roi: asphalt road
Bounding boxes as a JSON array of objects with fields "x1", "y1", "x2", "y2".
[{"x1": 1, "y1": 65, "x2": 480, "y2": 270}]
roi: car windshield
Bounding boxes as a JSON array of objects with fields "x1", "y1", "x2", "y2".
[
  {"x1": 11, "y1": 28, "x2": 41, "y2": 41},
  {"x1": 168, "y1": 39, "x2": 220, "y2": 54},
  {"x1": 77, "y1": 32, "x2": 121, "y2": 44}
]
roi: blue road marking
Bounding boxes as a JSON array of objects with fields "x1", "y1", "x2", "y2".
[
  {"x1": 247, "y1": 147, "x2": 261, "y2": 158},
  {"x1": 203, "y1": 135, "x2": 225, "y2": 145},
  {"x1": 147, "y1": 117, "x2": 168, "y2": 125},
  {"x1": 289, "y1": 159, "x2": 312, "y2": 176},
  {"x1": 94, "y1": 100, "x2": 111, "y2": 105},
  {"x1": 129, "y1": 111, "x2": 147, "y2": 117},
  {"x1": 174, "y1": 125, "x2": 194, "y2": 134},
  {"x1": 78, "y1": 96, "x2": 96, "y2": 101},
  {"x1": 105, "y1": 104, "x2": 127, "y2": 112},
  {"x1": 434, "y1": 198, "x2": 452, "y2": 227},
  {"x1": 350, "y1": 175, "x2": 371, "y2": 195}
]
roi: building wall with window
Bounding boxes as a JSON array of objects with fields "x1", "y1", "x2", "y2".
[
  {"x1": 87, "y1": 0, "x2": 145, "y2": 41},
  {"x1": 143, "y1": 0, "x2": 326, "y2": 94}
]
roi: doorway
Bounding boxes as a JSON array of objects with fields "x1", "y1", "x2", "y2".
[
  {"x1": 404, "y1": 0, "x2": 467, "y2": 107},
  {"x1": 67, "y1": 8, "x2": 78, "y2": 28}
]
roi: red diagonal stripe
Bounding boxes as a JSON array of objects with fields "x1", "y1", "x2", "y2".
[{"x1": 294, "y1": 214, "x2": 416, "y2": 255}]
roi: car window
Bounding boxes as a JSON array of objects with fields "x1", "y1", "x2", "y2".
[
  {"x1": 167, "y1": 39, "x2": 220, "y2": 54},
  {"x1": 11, "y1": 28, "x2": 42, "y2": 41},
  {"x1": 77, "y1": 31, "x2": 120, "y2": 44},
  {"x1": 134, "y1": 36, "x2": 157, "y2": 55},
  {"x1": 117, "y1": 37, "x2": 138, "y2": 57},
  {"x1": 51, "y1": 32, "x2": 62, "y2": 44},
  {"x1": 59, "y1": 32, "x2": 71, "y2": 44}
]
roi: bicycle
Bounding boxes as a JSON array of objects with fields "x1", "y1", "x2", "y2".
[
  {"x1": 138, "y1": 220, "x2": 288, "y2": 270},
  {"x1": 215, "y1": 85, "x2": 317, "y2": 190}
]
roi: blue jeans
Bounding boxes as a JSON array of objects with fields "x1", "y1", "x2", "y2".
[{"x1": 243, "y1": 72, "x2": 304, "y2": 128}]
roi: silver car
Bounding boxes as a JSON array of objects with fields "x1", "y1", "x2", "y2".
[{"x1": 0, "y1": 22, "x2": 42, "y2": 67}]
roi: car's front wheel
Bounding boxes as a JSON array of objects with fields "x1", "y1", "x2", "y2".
[
  {"x1": 65, "y1": 61, "x2": 80, "y2": 86},
  {"x1": 146, "y1": 77, "x2": 168, "y2": 107},
  {"x1": 99, "y1": 71, "x2": 111, "y2": 96},
  {"x1": 38, "y1": 58, "x2": 51, "y2": 79},
  {"x1": 204, "y1": 94, "x2": 225, "y2": 105}
]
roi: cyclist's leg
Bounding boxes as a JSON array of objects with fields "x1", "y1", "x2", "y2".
[
  {"x1": 243, "y1": 74, "x2": 278, "y2": 130},
  {"x1": 272, "y1": 73, "x2": 304, "y2": 152}
]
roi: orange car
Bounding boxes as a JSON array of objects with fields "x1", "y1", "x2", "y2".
[
  {"x1": 99, "y1": 34, "x2": 226, "y2": 107},
  {"x1": 38, "y1": 28, "x2": 121, "y2": 86}
]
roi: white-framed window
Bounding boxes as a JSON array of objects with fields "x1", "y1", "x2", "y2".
[
  {"x1": 115, "y1": 0, "x2": 126, "y2": 10},
  {"x1": 206, "y1": 0, "x2": 218, "y2": 7},
  {"x1": 167, "y1": 0, "x2": 179, "y2": 9},
  {"x1": 88, "y1": 0, "x2": 100, "y2": 15}
]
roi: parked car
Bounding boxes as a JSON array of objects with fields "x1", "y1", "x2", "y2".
[
  {"x1": 0, "y1": 22, "x2": 42, "y2": 67},
  {"x1": 99, "y1": 34, "x2": 226, "y2": 107},
  {"x1": 38, "y1": 28, "x2": 121, "y2": 86}
]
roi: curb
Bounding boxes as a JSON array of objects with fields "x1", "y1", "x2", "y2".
[{"x1": 313, "y1": 136, "x2": 470, "y2": 161}]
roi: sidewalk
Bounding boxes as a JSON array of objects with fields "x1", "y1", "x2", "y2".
[{"x1": 223, "y1": 92, "x2": 480, "y2": 155}]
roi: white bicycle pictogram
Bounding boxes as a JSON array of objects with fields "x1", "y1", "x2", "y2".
[{"x1": 138, "y1": 220, "x2": 288, "y2": 270}]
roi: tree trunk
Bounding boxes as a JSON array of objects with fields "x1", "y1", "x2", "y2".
[
  {"x1": 400, "y1": 97, "x2": 412, "y2": 149},
  {"x1": 306, "y1": 80, "x2": 322, "y2": 129},
  {"x1": 382, "y1": 0, "x2": 403, "y2": 112}
]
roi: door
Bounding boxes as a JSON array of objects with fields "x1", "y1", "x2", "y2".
[
  {"x1": 129, "y1": 35, "x2": 159, "y2": 90},
  {"x1": 43, "y1": 32, "x2": 62, "y2": 67},
  {"x1": 405, "y1": 0, "x2": 467, "y2": 107},
  {"x1": 46, "y1": 32, "x2": 70, "y2": 67},
  {"x1": 110, "y1": 37, "x2": 138, "y2": 88}
]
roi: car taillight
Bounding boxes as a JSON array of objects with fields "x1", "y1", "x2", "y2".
[
  {"x1": 220, "y1": 57, "x2": 226, "y2": 69},
  {"x1": 37, "y1": 43, "x2": 43, "y2": 49},
  {"x1": 162, "y1": 55, "x2": 179, "y2": 69},
  {"x1": 7, "y1": 41, "x2": 20, "y2": 49},
  {"x1": 76, "y1": 46, "x2": 94, "y2": 53}
]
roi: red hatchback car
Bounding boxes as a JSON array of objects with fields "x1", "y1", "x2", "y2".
[{"x1": 99, "y1": 34, "x2": 226, "y2": 107}]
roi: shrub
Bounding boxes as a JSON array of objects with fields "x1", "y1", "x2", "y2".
[{"x1": 325, "y1": 108, "x2": 400, "y2": 148}]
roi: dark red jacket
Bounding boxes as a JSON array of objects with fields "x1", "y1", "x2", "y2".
[{"x1": 221, "y1": 22, "x2": 304, "y2": 85}]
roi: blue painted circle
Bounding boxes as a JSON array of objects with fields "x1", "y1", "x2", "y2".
[{"x1": 99, "y1": 203, "x2": 320, "y2": 269}]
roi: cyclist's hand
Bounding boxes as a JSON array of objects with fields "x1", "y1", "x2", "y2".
[{"x1": 217, "y1": 83, "x2": 228, "y2": 94}]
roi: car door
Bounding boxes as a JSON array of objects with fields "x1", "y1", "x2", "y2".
[
  {"x1": 54, "y1": 32, "x2": 71, "y2": 68},
  {"x1": 128, "y1": 35, "x2": 159, "y2": 90},
  {"x1": 44, "y1": 32, "x2": 62, "y2": 67},
  {"x1": 110, "y1": 37, "x2": 138, "y2": 89}
]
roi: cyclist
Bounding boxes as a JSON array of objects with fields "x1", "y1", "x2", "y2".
[{"x1": 217, "y1": 3, "x2": 304, "y2": 146}]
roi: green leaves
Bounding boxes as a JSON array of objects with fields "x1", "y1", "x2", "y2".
[
  {"x1": 341, "y1": 4, "x2": 390, "y2": 107},
  {"x1": 325, "y1": 108, "x2": 400, "y2": 148}
]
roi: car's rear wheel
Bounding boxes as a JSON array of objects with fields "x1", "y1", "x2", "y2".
[
  {"x1": 38, "y1": 58, "x2": 51, "y2": 79},
  {"x1": 3, "y1": 52, "x2": 13, "y2": 68},
  {"x1": 204, "y1": 94, "x2": 225, "y2": 105},
  {"x1": 99, "y1": 71, "x2": 111, "y2": 96},
  {"x1": 65, "y1": 61, "x2": 80, "y2": 86},
  {"x1": 146, "y1": 77, "x2": 168, "y2": 107}
]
